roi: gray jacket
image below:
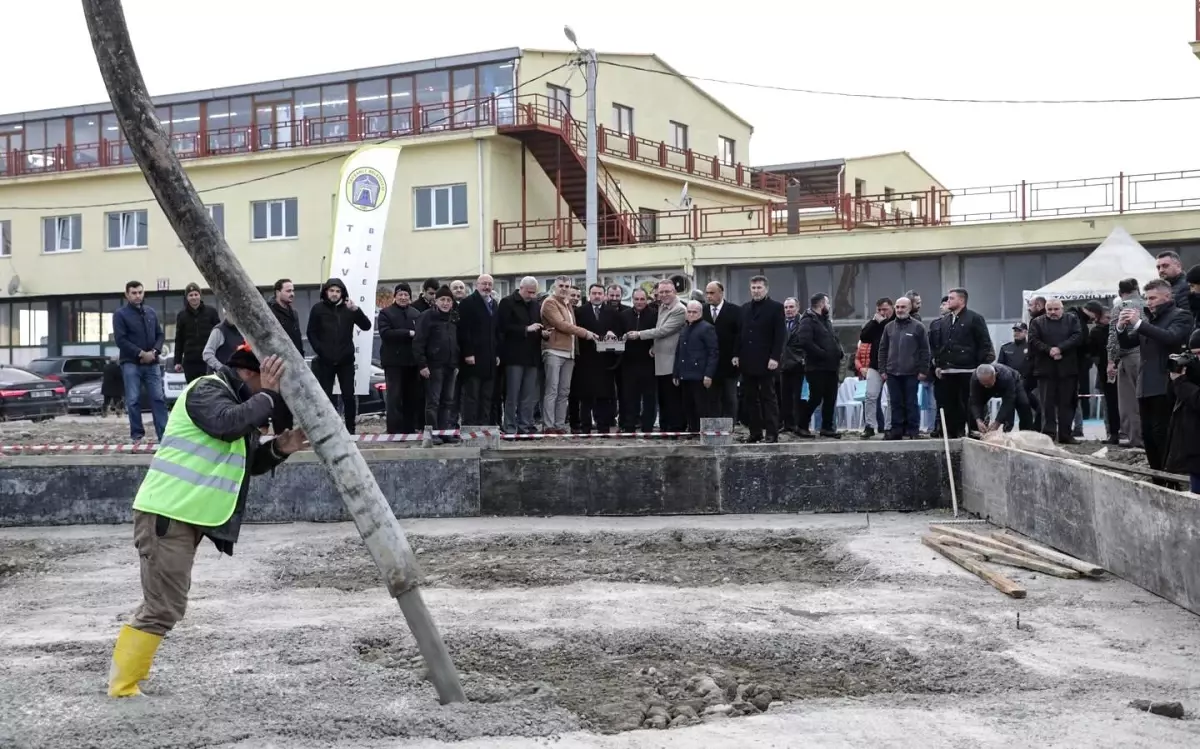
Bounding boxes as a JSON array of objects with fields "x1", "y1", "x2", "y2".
[
  {"x1": 640, "y1": 300, "x2": 687, "y2": 377},
  {"x1": 878, "y1": 316, "x2": 931, "y2": 377},
  {"x1": 1107, "y1": 294, "x2": 1146, "y2": 364}
]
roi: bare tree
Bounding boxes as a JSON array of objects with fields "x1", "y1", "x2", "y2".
[{"x1": 80, "y1": 0, "x2": 465, "y2": 704}]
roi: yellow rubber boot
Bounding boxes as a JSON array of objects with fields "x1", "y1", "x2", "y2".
[{"x1": 107, "y1": 624, "x2": 163, "y2": 697}]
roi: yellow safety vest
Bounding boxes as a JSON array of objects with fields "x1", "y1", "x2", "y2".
[{"x1": 132, "y1": 375, "x2": 248, "y2": 527}]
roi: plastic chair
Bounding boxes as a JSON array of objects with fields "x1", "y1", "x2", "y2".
[{"x1": 835, "y1": 377, "x2": 864, "y2": 431}]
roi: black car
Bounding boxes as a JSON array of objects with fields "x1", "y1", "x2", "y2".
[
  {"x1": 25, "y1": 356, "x2": 111, "y2": 390},
  {"x1": 0, "y1": 365, "x2": 68, "y2": 422}
]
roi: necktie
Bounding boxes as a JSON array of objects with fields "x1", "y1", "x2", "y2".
[
  {"x1": 594, "y1": 305, "x2": 601, "y2": 318},
  {"x1": 486, "y1": 297, "x2": 493, "y2": 314},
  {"x1": 712, "y1": 304, "x2": 718, "y2": 319}
]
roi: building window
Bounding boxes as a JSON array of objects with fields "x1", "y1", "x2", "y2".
[
  {"x1": 547, "y1": 84, "x2": 571, "y2": 118},
  {"x1": 670, "y1": 121, "x2": 688, "y2": 150},
  {"x1": 106, "y1": 210, "x2": 148, "y2": 250},
  {"x1": 251, "y1": 198, "x2": 298, "y2": 240},
  {"x1": 207, "y1": 204, "x2": 225, "y2": 237},
  {"x1": 42, "y1": 215, "x2": 83, "y2": 253},
  {"x1": 0, "y1": 220, "x2": 10, "y2": 258},
  {"x1": 613, "y1": 104, "x2": 634, "y2": 136},
  {"x1": 414, "y1": 184, "x2": 468, "y2": 229},
  {"x1": 855, "y1": 179, "x2": 866, "y2": 198},
  {"x1": 883, "y1": 187, "x2": 895, "y2": 205},
  {"x1": 718, "y1": 136, "x2": 736, "y2": 166}
]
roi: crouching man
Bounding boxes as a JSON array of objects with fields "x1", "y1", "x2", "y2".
[
  {"x1": 108, "y1": 344, "x2": 307, "y2": 697},
  {"x1": 969, "y1": 362, "x2": 1035, "y2": 435}
]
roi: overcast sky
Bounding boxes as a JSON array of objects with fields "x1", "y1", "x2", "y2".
[{"x1": 4, "y1": 0, "x2": 1198, "y2": 188}]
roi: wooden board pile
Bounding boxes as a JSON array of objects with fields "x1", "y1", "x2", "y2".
[{"x1": 922, "y1": 525, "x2": 1105, "y2": 599}]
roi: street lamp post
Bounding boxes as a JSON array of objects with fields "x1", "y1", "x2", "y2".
[{"x1": 565, "y1": 26, "x2": 600, "y2": 286}]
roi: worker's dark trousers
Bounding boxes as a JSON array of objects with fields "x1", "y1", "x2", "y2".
[
  {"x1": 997, "y1": 387, "x2": 1036, "y2": 432},
  {"x1": 130, "y1": 511, "x2": 202, "y2": 637},
  {"x1": 940, "y1": 373, "x2": 972, "y2": 438},
  {"x1": 1139, "y1": 393, "x2": 1174, "y2": 476},
  {"x1": 1038, "y1": 375, "x2": 1076, "y2": 441},
  {"x1": 313, "y1": 358, "x2": 358, "y2": 434}
]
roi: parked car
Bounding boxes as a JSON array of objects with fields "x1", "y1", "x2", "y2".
[
  {"x1": 0, "y1": 365, "x2": 68, "y2": 422},
  {"x1": 25, "y1": 356, "x2": 111, "y2": 390},
  {"x1": 161, "y1": 356, "x2": 187, "y2": 406},
  {"x1": 66, "y1": 379, "x2": 106, "y2": 415}
]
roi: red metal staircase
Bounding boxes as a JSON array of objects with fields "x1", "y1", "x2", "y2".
[{"x1": 501, "y1": 97, "x2": 638, "y2": 246}]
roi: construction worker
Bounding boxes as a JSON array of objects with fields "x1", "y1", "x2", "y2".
[{"x1": 108, "y1": 344, "x2": 307, "y2": 698}]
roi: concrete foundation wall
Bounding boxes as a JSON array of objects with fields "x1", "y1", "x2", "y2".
[
  {"x1": 960, "y1": 440, "x2": 1200, "y2": 616},
  {"x1": 0, "y1": 441, "x2": 956, "y2": 526}
]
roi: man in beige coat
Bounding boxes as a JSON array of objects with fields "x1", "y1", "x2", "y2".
[
  {"x1": 626, "y1": 279, "x2": 687, "y2": 431},
  {"x1": 540, "y1": 275, "x2": 599, "y2": 433}
]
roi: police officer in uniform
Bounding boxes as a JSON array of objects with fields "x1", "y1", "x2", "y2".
[
  {"x1": 107, "y1": 344, "x2": 307, "y2": 698},
  {"x1": 997, "y1": 322, "x2": 1040, "y2": 432}
]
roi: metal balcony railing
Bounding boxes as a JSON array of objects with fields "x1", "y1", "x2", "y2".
[{"x1": 494, "y1": 168, "x2": 1200, "y2": 251}]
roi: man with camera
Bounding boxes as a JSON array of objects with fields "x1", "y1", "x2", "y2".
[
  {"x1": 1165, "y1": 330, "x2": 1200, "y2": 494},
  {"x1": 1117, "y1": 278, "x2": 1193, "y2": 478}
]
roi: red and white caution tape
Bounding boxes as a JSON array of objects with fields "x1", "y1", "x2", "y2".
[
  {"x1": 0, "y1": 429, "x2": 501, "y2": 453},
  {"x1": 0, "y1": 442, "x2": 159, "y2": 454},
  {"x1": 0, "y1": 428, "x2": 736, "y2": 453}
]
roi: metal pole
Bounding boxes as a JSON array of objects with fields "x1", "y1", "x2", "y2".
[{"x1": 584, "y1": 48, "x2": 599, "y2": 286}]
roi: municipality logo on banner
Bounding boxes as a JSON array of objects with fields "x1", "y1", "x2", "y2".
[{"x1": 328, "y1": 144, "x2": 402, "y2": 395}]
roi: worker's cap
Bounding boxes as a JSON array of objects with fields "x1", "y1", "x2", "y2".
[
  {"x1": 1011, "y1": 322, "x2": 1027, "y2": 331},
  {"x1": 227, "y1": 343, "x2": 261, "y2": 373},
  {"x1": 435, "y1": 285, "x2": 454, "y2": 300}
]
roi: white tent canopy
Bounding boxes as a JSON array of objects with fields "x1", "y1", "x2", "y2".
[{"x1": 1023, "y1": 227, "x2": 1158, "y2": 302}]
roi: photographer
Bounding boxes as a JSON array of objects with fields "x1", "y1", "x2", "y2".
[
  {"x1": 1117, "y1": 278, "x2": 1192, "y2": 477},
  {"x1": 1164, "y1": 330, "x2": 1200, "y2": 494}
]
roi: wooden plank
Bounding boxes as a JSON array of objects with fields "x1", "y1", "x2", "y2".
[
  {"x1": 929, "y1": 524, "x2": 1030, "y2": 555},
  {"x1": 992, "y1": 532, "x2": 1105, "y2": 578},
  {"x1": 921, "y1": 536, "x2": 1027, "y2": 599},
  {"x1": 932, "y1": 534, "x2": 1081, "y2": 578}
]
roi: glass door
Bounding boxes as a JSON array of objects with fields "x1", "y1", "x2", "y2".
[
  {"x1": 255, "y1": 102, "x2": 294, "y2": 149},
  {"x1": 0, "y1": 130, "x2": 21, "y2": 177}
]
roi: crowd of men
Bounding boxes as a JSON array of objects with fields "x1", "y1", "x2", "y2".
[{"x1": 105, "y1": 249, "x2": 1200, "y2": 491}]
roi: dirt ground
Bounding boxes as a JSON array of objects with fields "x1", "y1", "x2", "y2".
[{"x1": 1, "y1": 513, "x2": 1198, "y2": 748}]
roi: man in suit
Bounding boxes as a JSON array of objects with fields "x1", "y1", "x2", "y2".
[
  {"x1": 617, "y1": 288, "x2": 658, "y2": 432},
  {"x1": 575, "y1": 283, "x2": 621, "y2": 432},
  {"x1": 674, "y1": 300, "x2": 720, "y2": 432},
  {"x1": 778, "y1": 297, "x2": 806, "y2": 432},
  {"x1": 456, "y1": 274, "x2": 500, "y2": 425},
  {"x1": 625, "y1": 279, "x2": 687, "y2": 431},
  {"x1": 733, "y1": 275, "x2": 787, "y2": 443},
  {"x1": 497, "y1": 276, "x2": 544, "y2": 434},
  {"x1": 376, "y1": 283, "x2": 422, "y2": 434},
  {"x1": 703, "y1": 281, "x2": 741, "y2": 422}
]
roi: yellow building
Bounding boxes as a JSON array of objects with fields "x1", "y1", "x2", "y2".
[{"x1": 2, "y1": 45, "x2": 1200, "y2": 363}]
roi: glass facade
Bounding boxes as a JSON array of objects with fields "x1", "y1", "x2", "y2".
[{"x1": 0, "y1": 58, "x2": 517, "y2": 177}]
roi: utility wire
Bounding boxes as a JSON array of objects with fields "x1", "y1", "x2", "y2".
[
  {"x1": 599, "y1": 60, "x2": 1200, "y2": 105},
  {"x1": 0, "y1": 63, "x2": 571, "y2": 212}
]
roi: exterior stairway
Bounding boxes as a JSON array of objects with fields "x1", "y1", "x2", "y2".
[{"x1": 500, "y1": 99, "x2": 638, "y2": 247}]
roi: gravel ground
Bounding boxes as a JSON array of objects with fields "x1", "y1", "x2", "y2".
[{"x1": 1, "y1": 513, "x2": 1198, "y2": 748}]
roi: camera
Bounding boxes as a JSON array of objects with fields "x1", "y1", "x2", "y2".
[{"x1": 1168, "y1": 351, "x2": 1197, "y2": 373}]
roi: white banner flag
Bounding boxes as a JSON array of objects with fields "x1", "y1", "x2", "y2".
[{"x1": 327, "y1": 144, "x2": 402, "y2": 395}]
